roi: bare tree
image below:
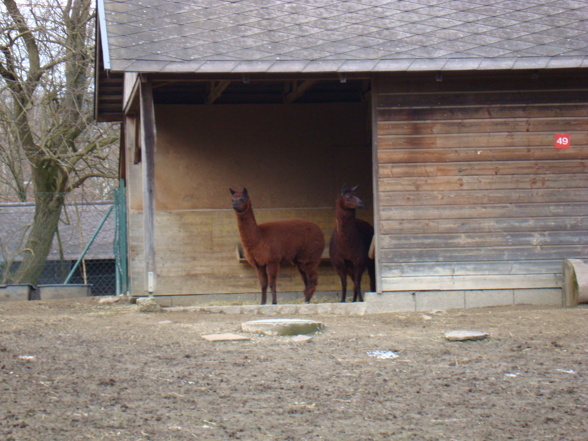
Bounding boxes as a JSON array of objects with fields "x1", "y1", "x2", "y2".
[{"x1": 0, "y1": 0, "x2": 118, "y2": 284}]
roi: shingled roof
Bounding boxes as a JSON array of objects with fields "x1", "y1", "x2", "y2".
[{"x1": 97, "y1": 0, "x2": 588, "y2": 74}]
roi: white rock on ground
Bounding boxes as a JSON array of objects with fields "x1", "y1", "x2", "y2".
[
  {"x1": 241, "y1": 319, "x2": 325, "y2": 336},
  {"x1": 98, "y1": 296, "x2": 121, "y2": 304},
  {"x1": 444, "y1": 330, "x2": 489, "y2": 341},
  {"x1": 136, "y1": 297, "x2": 162, "y2": 313}
]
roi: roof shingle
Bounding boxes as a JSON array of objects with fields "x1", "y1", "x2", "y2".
[{"x1": 98, "y1": 0, "x2": 588, "y2": 73}]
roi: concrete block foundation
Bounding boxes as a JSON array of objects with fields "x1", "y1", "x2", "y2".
[{"x1": 159, "y1": 288, "x2": 564, "y2": 315}]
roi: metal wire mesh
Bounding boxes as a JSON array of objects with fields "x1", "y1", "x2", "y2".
[{"x1": 0, "y1": 195, "x2": 123, "y2": 296}]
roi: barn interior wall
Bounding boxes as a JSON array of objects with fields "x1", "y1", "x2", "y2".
[
  {"x1": 152, "y1": 103, "x2": 372, "y2": 210},
  {"x1": 127, "y1": 102, "x2": 374, "y2": 297},
  {"x1": 375, "y1": 70, "x2": 588, "y2": 296}
]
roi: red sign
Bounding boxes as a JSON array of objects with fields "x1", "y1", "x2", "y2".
[{"x1": 555, "y1": 134, "x2": 571, "y2": 149}]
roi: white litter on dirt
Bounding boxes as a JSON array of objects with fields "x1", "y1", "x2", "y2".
[
  {"x1": 18, "y1": 355, "x2": 35, "y2": 361},
  {"x1": 555, "y1": 369, "x2": 577, "y2": 374},
  {"x1": 367, "y1": 350, "x2": 399, "y2": 359}
]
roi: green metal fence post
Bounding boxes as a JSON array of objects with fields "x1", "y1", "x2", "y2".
[
  {"x1": 64, "y1": 205, "x2": 114, "y2": 285},
  {"x1": 114, "y1": 179, "x2": 128, "y2": 296}
]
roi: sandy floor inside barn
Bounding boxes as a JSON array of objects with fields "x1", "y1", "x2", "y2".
[{"x1": 0, "y1": 297, "x2": 586, "y2": 441}]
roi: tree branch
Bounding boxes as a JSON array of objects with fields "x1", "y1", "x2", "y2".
[
  {"x1": 67, "y1": 172, "x2": 118, "y2": 191},
  {"x1": 3, "y1": 0, "x2": 41, "y2": 89}
]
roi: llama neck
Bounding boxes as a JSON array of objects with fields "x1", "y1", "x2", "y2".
[
  {"x1": 235, "y1": 205, "x2": 261, "y2": 247},
  {"x1": 336, "y1": 202, "x2": 356, "y2": 234}
]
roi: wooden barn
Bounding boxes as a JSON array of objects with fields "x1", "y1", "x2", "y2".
[{"x1": 95, "y1": 0, "x2": 588, "y2": 309}]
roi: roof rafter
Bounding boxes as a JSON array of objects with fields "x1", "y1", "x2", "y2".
[
  {"x1": 207, "y1": 80, "x2": 232, "y2": 104},
  {"x1": 284, "y1": 80, "x2": 319, "y2": 104}
]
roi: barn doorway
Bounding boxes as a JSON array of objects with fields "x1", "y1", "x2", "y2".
[
  {"x1": 151, "y1": 76, "x2": 374, "y2": 206},
  {"x1": 128, "y1": 77, "x2": 375, "y2": 301}
]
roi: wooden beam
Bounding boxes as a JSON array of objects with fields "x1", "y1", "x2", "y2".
[
  {"x1": 139, "y1": 76, "x2": 157, "y2": 296},
  {"x1": 207, "y1": 80, "x2": 231, "y2": 104},
  {"x1": 284, "y1": 80, "x2": 319, "y2": 103},
  {"x1": 370, "y1": 79, "x2": 381, "y2": 294}
]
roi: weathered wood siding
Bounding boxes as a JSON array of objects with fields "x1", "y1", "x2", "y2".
[
  {"x1": 375, "y1": 70, "x2": 588, "y2": 293},
  {"x1": 128, "y1": 208, "x2": 375, "y2": 296}
]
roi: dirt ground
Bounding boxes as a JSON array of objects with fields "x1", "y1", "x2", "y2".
[{"x1": 0, "y1": 297, "x2": 586, "y2": 441}]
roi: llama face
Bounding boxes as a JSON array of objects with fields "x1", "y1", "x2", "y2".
[
  {"x1": 340, "y1": 189, "x2": 363, "y2": 210},
  {"x1": 230, "y1": 188, "x2": 250, "y2": 213}
]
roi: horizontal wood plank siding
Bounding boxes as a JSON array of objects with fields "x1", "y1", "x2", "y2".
[
  {"x1": 128, "y1": 208, "x2": 373, "y2": 296},
  {"x1": 375, "y1": 70, "x2": 588, "y2": 292}
]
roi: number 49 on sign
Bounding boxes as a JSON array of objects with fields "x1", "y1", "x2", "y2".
[{"x1": 555, "y1": 134, "x2": 571, "y2": 149}]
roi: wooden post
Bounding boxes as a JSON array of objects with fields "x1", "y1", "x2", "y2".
[
  {"x1": 140, "y1": 76, "x2": 156, "y2": 296},
  {"x1": 370, "y1": 76, "x2": 381, "y2": 294}
]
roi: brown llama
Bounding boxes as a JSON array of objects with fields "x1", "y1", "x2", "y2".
[
  {"x1": 230, "y1": 188, "x2": 325, "y2": 305},
  {"x1": 329, "y1": 185, "x2": 375, "y2": 302}
]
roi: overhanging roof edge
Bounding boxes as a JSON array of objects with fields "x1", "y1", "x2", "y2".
[
  {"x1": 97, "y1": 0, "x2": 110, "y2": 70},
  {"x1": 107, "y1": 56, "x2": 587, "y2": 76}
]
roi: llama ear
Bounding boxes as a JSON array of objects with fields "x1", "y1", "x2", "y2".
[
  {"x1": 340, "y1": 184, "x2": 348, "y2": 195},
  {"x1": 230, "y1": 188, "x2": 236, "y2": 195},
  {"x1": 243, "y1": 188, "x2": 248, "y2": 196},
  {"x1": 351, "y1": 185, "x2": 359, "y2": 192}
]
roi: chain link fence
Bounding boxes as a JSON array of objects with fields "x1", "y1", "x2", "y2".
[{"x1": 0, "y1": 187, "x2": 127, "y2": 296}]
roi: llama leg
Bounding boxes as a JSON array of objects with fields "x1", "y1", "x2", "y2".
[
  {"x1": 266, "y1": 262, "x2": 279, "y2": 305},
  {"x1": 304, "y1": 268, "x2": 319, "y2": 303},
  {"x1": 296, "y1": 265, "x2": 309, "y2": 300},
  {"x1": 338, "y1": 269, "x2": 347, "y2": 303},
  {"x1": 352, "y1": 268, "x2": 364, "y2": 302},
  {"x1": 296, "y1": 264, "x2": 312, "y2": 303},
  {"x1": 256, "y1": 266, "x2": 268, "y2": 305},
  {"x1": 341, "y1": 261, "x2": 356, "y2": 302}
]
